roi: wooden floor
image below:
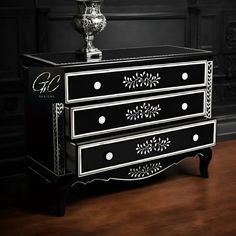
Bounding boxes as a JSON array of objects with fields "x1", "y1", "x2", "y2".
[{"x1": 0, "y1": 139, "x2": 236, "y2": 236}]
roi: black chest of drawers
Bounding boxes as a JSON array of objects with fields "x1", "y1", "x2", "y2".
[{"x1": 23, "y1": 45, "x2": 216, "y2": 216}]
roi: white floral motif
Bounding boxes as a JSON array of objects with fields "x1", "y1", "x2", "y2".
[
  {"x1": 123, "y1": 71, "x2": 161, "y2": 89},
  {"x1": 136, "y1": 137, "x2": 171, "y2": 155},
  {"x1": 126, "y1": 103, "x2": 161, "y2": 121},
  {"x1": 128, "y1": 162, "x2": 162, "y2": 178}
]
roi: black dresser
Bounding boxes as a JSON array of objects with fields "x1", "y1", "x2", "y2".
[{"x1": 23, "y1": 45, "x2": 216, "y2": 216}]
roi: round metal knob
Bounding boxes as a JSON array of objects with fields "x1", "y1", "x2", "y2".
[
  {"x1": 182, "y1": 72, "x2": 188, "y2": 80},
  {"x1": 193, "y1": 134, "x2": 199, "y2": 142},
  {"x1": 98, "y1": 116, "x2": 106, "y2": 124},
  {"x1": 105, "y1": 152, "x2": 113, "y2": 161},
  {"x1": 182, "y1": 103, "x2": 188, "y2": 111},
  {"x1": 94, "y1": 81, "x2": 101, "y2": 90}
]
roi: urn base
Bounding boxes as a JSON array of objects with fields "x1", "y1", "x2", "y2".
[{"x1": 76, "y1": 47, "x2": 102, "y2": 61}]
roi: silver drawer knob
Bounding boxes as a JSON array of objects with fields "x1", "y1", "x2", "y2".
[
  {"x1": 182, "y1": 103, "x2": 188, "y2": 110},
  {"x1": 105, "y1": 152, "x2": 113, "y2": 161},
  {"x1": 193, "y1": 134, "x2": 199, "y2": 142},
  {"x1": 182, "y1": 72, "x2": 188, "y2": 80},
  {"x1": 98, "y1": 116, "x2": 106, "y2": 124},
  {"x1": 94, "y1": 81, "x2": 101, "y2": 90}
]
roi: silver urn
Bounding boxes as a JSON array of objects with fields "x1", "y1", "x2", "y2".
[{"x1": 73, "y1": 0, "x2": 107, "y2": 60}]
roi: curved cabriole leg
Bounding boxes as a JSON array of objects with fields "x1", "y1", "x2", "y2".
[{"x1": 198, "y1": 148, "x2": 212, "y2": 178}]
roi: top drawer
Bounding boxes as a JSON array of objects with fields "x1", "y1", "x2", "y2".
[{"x1": 65, "y1": 60, "x2": 207, "y2": 104}]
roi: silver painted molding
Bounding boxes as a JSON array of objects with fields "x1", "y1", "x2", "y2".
[
  {"x1": 206, "y1": 61, "x2": 213, "y2": 119},
  {"x1": 52, "y1": 103, "x2": 66, "y2": 176}
]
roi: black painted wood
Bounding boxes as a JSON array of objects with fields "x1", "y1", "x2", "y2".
[
  {"x1": 24, "y1": 46, "x2": 210, "y2": 66},
  {"x1": 0, "y1": 0, "x2": 236, "y2": 192},
  {"x1": 70, "y1": 92, "x2": 205, "y2": 138},
  {"x1": 66, "y1": 62, "x2": 206, "y2": 103},
  {"x1": 23, "y1": 46, "x2": 212, "y2": 173},
  {"x1": 198, "y1": 148, "x2": 212, "y2": 178},
  {"x1": 23, "y1": 45, "x2": 215, "y2": 216},
  {"x1": 76, "y1": 121, "x2": 215, "y2": 176}
]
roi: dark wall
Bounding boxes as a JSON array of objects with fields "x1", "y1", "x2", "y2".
[
  {"x1": 0, "y1": 0, "x2": 236, "y2": 180},
  {"x1": 35, "y1": 0, "x2": 189, "y2": 52},
  {"x1": 0, "y1": 5, "x2": 37, "y2": 180}
]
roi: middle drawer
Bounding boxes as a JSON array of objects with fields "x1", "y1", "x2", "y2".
[{"x1": 65, "y1": 90, "x2": 206, "y2": 139}]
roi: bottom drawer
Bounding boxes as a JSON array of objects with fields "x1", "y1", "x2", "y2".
[{"x1": 67, "y1": 119, "x2": 216, "y2": 177}]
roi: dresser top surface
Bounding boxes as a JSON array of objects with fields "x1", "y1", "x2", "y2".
[{"x1": 23, "y1": 45, "x2": 212, "y2": 67}]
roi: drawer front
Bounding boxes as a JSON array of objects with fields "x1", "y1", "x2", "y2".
[
  {"x1": 75, "y1": 120, "x2": 216, "y2": 176},
  {"x1": 65, "y1": 61, "x2": 207, "y2": 104},
  {"x1": 67, "y1": 90, "x2": 206, "y2": 139}
]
